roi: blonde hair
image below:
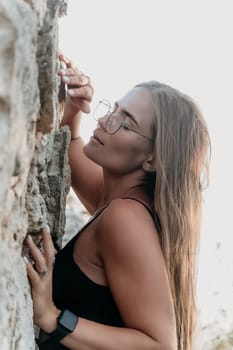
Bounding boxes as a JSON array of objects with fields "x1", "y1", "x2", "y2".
[{"x1": 136, "y1": 81, "x2": 210, "y2": 350}]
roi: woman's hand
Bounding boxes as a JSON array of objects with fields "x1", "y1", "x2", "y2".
[
  {"x1": 59, "y1": 54, "x2": 94, "y2": 114},
  {"x1": 24, "y1": 226, "x2": 60, "y2": 333}
]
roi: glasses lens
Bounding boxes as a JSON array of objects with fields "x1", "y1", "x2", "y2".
[
  {"x1": 93, "y1": 100, "x2": 122, "y2": 134},
  {"x1": 94, "y1": 100, "x2": 111, "y2": 121},
  {"x1": 105, "y1": 114, "x2": 121, "y2": 134}
]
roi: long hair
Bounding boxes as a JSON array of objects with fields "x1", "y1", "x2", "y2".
[{"x1": 136, "y1": 81, "x2": 210, "y2": 350}]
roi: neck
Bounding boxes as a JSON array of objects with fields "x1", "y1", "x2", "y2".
[{"x1": 99, "y1": 168, "x2": 147, "y2": 206}]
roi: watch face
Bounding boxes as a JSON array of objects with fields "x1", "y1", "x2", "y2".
[{"x1": 59, "y1": 309, "x2": 79, "y2": 331}]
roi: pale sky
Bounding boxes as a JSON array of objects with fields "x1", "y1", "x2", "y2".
[{"x1": 59, "y1": 0, "x2": 233, "y2": 342}]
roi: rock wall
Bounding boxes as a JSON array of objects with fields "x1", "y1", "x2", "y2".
[{"x1": 0, "y1": 1, "x2": 70, "y2": 349}]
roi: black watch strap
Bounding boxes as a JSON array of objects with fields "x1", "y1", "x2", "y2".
[{"x1": 36, "y1": 309, "x2": 79, "y2": 349}]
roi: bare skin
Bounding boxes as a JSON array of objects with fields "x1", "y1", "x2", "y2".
[{"x1": 24, "y1": 55, "x2": 177, "y2": 350}]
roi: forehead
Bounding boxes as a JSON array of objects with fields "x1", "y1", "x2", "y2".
[{"x1": 117, "y1": 87, "x2": 153, "y2": 127}]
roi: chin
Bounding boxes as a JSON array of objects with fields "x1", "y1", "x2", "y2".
[
  {"x1": 83, "y1": 143, "x2": 99, "y2": 164},
  {"x1": 83, "y1": 142, "x2": 91, "y2": 157}
]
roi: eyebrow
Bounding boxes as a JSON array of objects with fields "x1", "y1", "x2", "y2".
[{"x1": 115, "y1": 101, "x2": 139, "y2": 126}]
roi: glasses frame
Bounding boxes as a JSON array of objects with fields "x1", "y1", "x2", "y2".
[{"x1": 93, "y1": 100, "x2": 153, "y2": 142}]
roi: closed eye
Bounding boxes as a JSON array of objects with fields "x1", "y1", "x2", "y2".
[{"x1": 121, "y1": 122, "x2": 131, "y2": 130}]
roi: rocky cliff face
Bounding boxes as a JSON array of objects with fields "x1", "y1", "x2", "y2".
[{"x1": 0, "y1": 1, "x2": 69, "y2": 349}]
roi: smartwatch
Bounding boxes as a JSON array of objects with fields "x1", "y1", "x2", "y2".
[{"x1": 37, "y1": 309, "x2": 79, "y2": 349}]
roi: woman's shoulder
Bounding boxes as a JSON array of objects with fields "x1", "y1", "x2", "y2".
[
  {"x1": 96, "y1": 198, "x2": 160, "y2": 252},
  {"x1": 101, "y1": 197, "x2": 154, "y2": 225}
]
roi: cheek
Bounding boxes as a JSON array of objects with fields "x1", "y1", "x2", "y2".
[
  {"x1": 83, "y1": 135, "x2": 149, "y2": 173},
  {"x1": 104, "y1": 139, "x2": 148, "y2": 172}
]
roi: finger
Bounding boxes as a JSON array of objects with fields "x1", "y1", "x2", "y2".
[
  {"x1": 42, "y1": 226, "x2": 57, "y2": 269},
  {"x1": 77, "y1": 100, "x2": 91, "y2": 114},
  {"x1": 68, "y1": 97, "x2": 90, "y2": 114},
  {"x1": 59, "y1": 54, "x2": 72, "y2": 66},
  {"x1": 60, "y1": 55, "x2": 76, "y2": 69},
  {"x1": 62, "y1": 75, "x2": 90, "y2": 87},
  {"x1": 26, "y1": 235, "x2": 47, "y2": 274},
  {"x1": 62, "y1": 73, "x2": 88, "y2": 86},
  {"x1": 70, "y1": 99, "x2": 90, "y2": 114},
  {"x1": 59, "y1": 53, "x2": 65, "y2": 61},
  {"x1": 59, "y1": 67, "x2": 83, "y2": 77},
  {"x1": 23, "y1": 256, "x2": 40, "y2": 285},
  {"x1": 67, "y1": 86, "x2": 93, "y2": 101}
]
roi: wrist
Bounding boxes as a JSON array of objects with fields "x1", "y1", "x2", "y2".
[
  {"x1": 38, "y1": 306, "x2": 61, "y2": 333},
  {"x1": 36, "y1": 309, "x2": 79, "y2": 349},
  {"x1": 60, "y1": 111, "x2": 81, "y2": 140}
]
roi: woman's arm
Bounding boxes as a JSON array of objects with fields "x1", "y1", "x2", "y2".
[
  {"x1": 25, "y1": 201, "x2": 177, "y2": 350},
  {"x1": 63, "y1": 200, "x2": 177, "y2": 350},
  {"x1": 59, "y1": 56, "x2": 103, "y2": 214}
]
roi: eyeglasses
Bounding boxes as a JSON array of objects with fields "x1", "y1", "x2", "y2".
[{"x1": 93, "y1": 100, "x2": 153, "y2": 142}]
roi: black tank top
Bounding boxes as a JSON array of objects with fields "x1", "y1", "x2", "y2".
[{"x1": 50, "y1": 196, "x2": 157, "y2": 349}]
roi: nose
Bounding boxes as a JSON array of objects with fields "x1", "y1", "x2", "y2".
[{"x1": 97, "y1": 115, "x2": 108, "y2": 131}]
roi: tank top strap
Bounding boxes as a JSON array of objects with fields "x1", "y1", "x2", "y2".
[
  {"x1": 122, "y1": 196, "x2": 154, "y2": 217},
  {"x1": 64, "y1": 194, "x2": 161, "y2": 250},
  {"x1": 63, "y1": 203, "x2": 110, "y2": 249}
]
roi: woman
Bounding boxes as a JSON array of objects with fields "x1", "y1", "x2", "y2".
[{"x1": 24, "y1": 55, "x2": 210, "y2": 350}]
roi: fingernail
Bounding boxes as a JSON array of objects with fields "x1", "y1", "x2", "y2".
[
  {"x1": 44, "y1": 225, "x2": 50, "y2": 234},
  {"x1": 27, "y1": 235, "x2": 33, "y2": 242},
  {"x1": 63, "y1": 76, "x2": 69, "y2": 83},
  {"x1": 23, "y1": 256, "x2": 29, "y2": 264},
  {"x1": 68, "y1": 89, "x2": 75, "y2": 96}
]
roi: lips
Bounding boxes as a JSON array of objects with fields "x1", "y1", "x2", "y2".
[{"x1": 92, "y1": 132, "x2": 104, "y2": 145}]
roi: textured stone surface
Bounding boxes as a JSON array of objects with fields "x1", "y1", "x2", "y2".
[{"x1": 0, "y1": 0, "x2": 70, "y2": 349}]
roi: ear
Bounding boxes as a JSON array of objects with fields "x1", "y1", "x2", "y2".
[{"x1": 142, "y1": 154, "x2": 156, "y2": 172}]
